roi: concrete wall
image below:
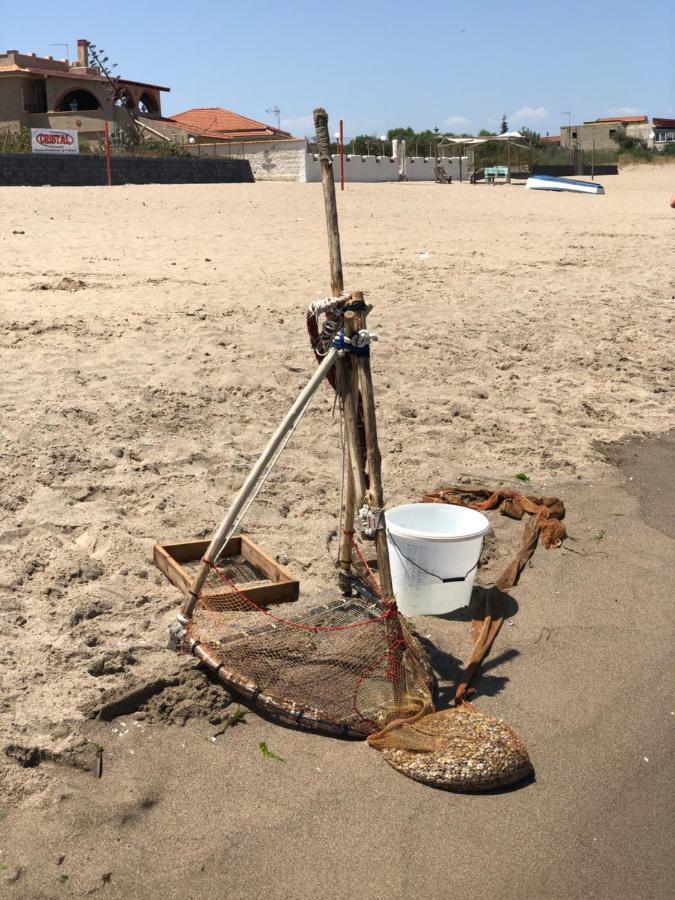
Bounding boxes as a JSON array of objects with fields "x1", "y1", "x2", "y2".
[
  {"x1": 561, "y1": 122, "x2": 623, "y2": 151},
  {"x1": 0, "y1": 153, "x2": 253, "y2": 186},
  {"x1": 188, "y1": 139, "x2": 307, "y2": 182},
  {"x1": 305, "y1": 154, "x2": 469, "y2": 183}
]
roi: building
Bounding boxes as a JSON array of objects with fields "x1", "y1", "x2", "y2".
[
  {"x1": 652, "y1": 118, "x2": 675, "y2": 148},
  {"x1": 0, "y1": 39, "x2": 169, "y2": 141},
  {"x1": 145, "y1": 107, "x2": 308, "y2": 181},
  {"x1": 560, "y1": 115, "x2": 675, "y2": 151},
  {"x1": 561, "y1": 115, "x2": 648, "y2": 150}
]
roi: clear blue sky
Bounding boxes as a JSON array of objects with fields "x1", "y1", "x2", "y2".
[{"x1": 5, "y1": 0, "x2": 674, "y2": 137}]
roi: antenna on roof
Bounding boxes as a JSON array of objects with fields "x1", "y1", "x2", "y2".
[
  {"x1": 266, "y1": 106, "x2": 281, "y2": 130},
  {"x1": 49, "y1": 43, "x2": 70, "y2": 61}
]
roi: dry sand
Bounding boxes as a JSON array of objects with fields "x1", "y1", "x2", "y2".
[{"x1": 0, "y1": 167, "x2": 673, "y2": 897}]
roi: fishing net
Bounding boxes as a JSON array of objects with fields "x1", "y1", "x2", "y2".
[{"x1": 181, "y1": 551, "x2": 436, "y2": 737}]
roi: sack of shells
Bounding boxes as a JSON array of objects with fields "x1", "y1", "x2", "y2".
[{"x1": 368, "y1": 704, "x2": 533, "y2": 792}]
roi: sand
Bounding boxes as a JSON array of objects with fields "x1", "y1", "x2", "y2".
[{"x1": 0, "y1": 167, "x2": 673, "y2": 897}]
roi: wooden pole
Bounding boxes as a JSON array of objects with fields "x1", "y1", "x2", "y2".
[
  {"x1": 338, "y1": 310, "x2": 360, "y2": 593},
  {"x1": 103, "y1": 121, "x2": 112, "y2": 187},
  {"x1": 339, "y1": 118, "x2": 345, "y2": 191},
  {"x1": 352, "y1": 294, "x2": 395, "y2": 604},
  {"x1": 180, "y1": 348, "x2": 339, "y2": 620},
  {"x1": 313, "y1": 108, "x2": 343, "y2": 295}
]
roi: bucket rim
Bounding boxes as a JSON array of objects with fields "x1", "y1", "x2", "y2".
[{"x1": 385, "y1": 502, "x2": 490, "y2": 542}]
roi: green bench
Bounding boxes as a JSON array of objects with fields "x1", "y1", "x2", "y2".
[{"x1": 484, "y1": 165, "x2": 509, "y2": 183}]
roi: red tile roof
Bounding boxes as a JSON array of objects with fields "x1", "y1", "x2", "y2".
[
  {"x1": 169, "y1": 107, "x2": 294, "y2": 140},
  {"x1": 542, "y1": 134, "x2": 560, "y2": 143},
  {"x1": 594, "y1": 115, "x2": 648, "y2": 124},
  {"x1": 653, "y1": 118, "x2": 675, "y2": 128}
]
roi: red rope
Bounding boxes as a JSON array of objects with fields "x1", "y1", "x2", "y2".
[
  {"x1": 204, "y1": 560, "x2": 395, "y2": 632},
  {"x1": 349, "y1": 532, "x2": 382, "y2": 597},
  {"x1": 351, "y1": 637, "x2": 406, "y2": 726}
]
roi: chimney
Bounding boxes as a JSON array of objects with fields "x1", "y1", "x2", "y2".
[{"x1": 77, "y1": 39, "x2": 89, "y2": 67}]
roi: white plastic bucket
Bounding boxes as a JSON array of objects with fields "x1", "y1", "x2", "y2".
[{"x1": 386, "y1": 503, "x2": 490, "y2": 616}]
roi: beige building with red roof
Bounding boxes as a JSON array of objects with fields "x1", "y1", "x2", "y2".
[
  {"x1": 146, "y1": 106, "x2": 308, "y2": 181},
  {"x1": 560, "y1": 114, "x2": 672, "y2": 151},
  {"x1": 0, "y1": 39, "x2": 168, "y2": 141}
]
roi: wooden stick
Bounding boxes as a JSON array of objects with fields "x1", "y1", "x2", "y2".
[
  {"x1": 352, "y1": 293, "x2": 395, "y2": 603},
  {"x1": 338, "y1": 311, "x2": 360, "y2": 593},
  {"x1": 313, "y1": 107, "x2": 343, "y2": 295},
  {"x1": 180, "y1": 348, "x2": 338, "y2": 620}
]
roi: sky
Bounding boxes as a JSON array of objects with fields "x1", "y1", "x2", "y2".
[{"x1": 4, "y1": 0, "x2": 674, "y2": 138}]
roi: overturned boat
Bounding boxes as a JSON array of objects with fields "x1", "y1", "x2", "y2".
[{"x1": 526, "y1": 174, "x2": 605, "y2": 195}]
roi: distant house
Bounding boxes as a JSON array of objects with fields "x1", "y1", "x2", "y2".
[
  {"x1": 145, "y1": 107, "x2": 308, "y2": 181},
  {"x1": 652, "y1": 118, "x2": 675, "y2": 148},
  {"x1": 542, "y1": 134, "x2": 561, "y2": 146},
  {"x1": 560, "y1": 115, "x2": 673, "y2": 151},
  {"x1": 0, "y1": 39, "x2": 169, "y2": 141},
  {"x1": 168, "y1": 107, "x2": 294, "y2": 143}
]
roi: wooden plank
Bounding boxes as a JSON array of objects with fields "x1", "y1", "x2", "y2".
[
  {"x1": 161, "y1": 537, "x2": 240, "y2": 562},
  {"x1": 240, "y1": 536, "x2": 295, "y2": 586},
  {"x1": 153, "y1": 543, "x2": 191, "y2": 594}
]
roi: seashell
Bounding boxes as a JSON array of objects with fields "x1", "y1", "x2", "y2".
[{"x1": 379, "y1": 706, "x2": 533, "y2": 792}]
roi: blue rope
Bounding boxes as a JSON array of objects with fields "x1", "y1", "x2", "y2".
[{"x1": 332, "y1": 329, "x2": 370, "y2": 356}]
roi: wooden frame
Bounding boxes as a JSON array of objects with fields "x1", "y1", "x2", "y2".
[{"x1": 154, "y1": 536, "x2": 299, "y2": 606}]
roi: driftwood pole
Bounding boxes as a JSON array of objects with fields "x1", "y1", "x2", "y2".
[
  {"x1": 314, "y1": 107, "x2": 344, "y2": 296},
  {"x1": 314, "y1": 107, "x2": 369, "y2": 591},
  {"x1": 338, "y1": 310, "x2": 361, "y2": 593},
  {"x1": 352, "y1": 291, "x2": 396, "y2": 604}
]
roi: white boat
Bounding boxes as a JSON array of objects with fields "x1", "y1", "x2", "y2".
[{"x1": 526, "y1": 174, "x2": 605, "y2": 195}]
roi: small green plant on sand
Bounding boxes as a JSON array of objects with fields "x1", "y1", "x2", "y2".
[
  {"x1": 593, "y1": 529, "x2": 606, "y2": 542},
  {"x1": 259, "y1": 741, "x2": 285, "y2": 763},
  {"x1": 515, "y1": 473, "x2": 530, "y2": 483}
]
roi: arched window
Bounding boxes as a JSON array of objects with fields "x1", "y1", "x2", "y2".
[
  {"x1": 114, "y1": 89, "x2": 136, "y2": 110},
  {"x1": 138, "y1": 92, "x2": 158, "y2": 114},
  {"x1": 56, "y1": 89, "x2": 100, "y2": 112}
]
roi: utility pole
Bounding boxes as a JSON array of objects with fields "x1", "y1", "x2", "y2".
[{"x1": 562, "y1": 107, "x2": 572, "y2": 163}]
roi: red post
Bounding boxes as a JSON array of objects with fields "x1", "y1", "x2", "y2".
[
  {"x1": 339, "y1": 118, "x2": 345, "y2": 191},
  {"x1": 103, "y1": 121, "x2": 112, "y2": 186}
]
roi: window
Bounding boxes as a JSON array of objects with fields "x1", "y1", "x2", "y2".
[
  {"x1": 32, "y1": 80, "x2": 48, "y2": 113},
  {"x1": 571, "y1": 130, "x2": 577, "y2": 139},
  {"x1": 55, "y1": 89, "x2": 100, "y2": 112},
  {"x1": 138, "y1": 92, "x2": 159, "y2": 114},
  {"x1": 609, "y1": 129, "x2": 617, "y2": 137}
]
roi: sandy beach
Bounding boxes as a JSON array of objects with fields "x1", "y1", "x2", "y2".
[{"x1": 0, "y1": 167, "x2": 673, "y2": 898}]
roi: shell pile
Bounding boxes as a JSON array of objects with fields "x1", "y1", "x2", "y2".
[{"x1": 380, "y1": 706, "x2": 533, "y2": 792}]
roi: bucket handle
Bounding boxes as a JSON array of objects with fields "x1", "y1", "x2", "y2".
[{"x1": 388, "y1": 534, "x2": 480, "y2": 584}]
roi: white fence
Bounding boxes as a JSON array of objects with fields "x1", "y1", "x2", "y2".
[{"x1": 304, "y1": 153, "x2": 469, "y2": 183}]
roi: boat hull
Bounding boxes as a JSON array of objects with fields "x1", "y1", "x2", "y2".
[{"x1": 526, "y1": 175, "x2": 605, "y2": 195}]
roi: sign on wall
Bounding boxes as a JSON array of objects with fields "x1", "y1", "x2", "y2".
[{"x1": 31, "y1": 128, "x2": 79, "y2": 155}]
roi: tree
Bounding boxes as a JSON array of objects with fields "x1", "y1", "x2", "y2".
[
  {"x1": 500, "y1": 113, "x2": 509, "y2": 134},
  {"x1": 520, "y1": 126, "x2": 544, "y2": 148},
  {"x1": 478, "y1": 128, "x2": 495, "y2": 137}
]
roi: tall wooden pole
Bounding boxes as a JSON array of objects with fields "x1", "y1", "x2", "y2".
[
  {"x1": 352, "y1": 292, "x2": 395, "y2": 605},
  {"x1": 339, "y1": 118, "x2": 345, "y2": 191},
  {"x1": 338, "y1": 310, "x2": 360, "y2": 593},
  {"x1": 314, "y1": 108, "x2": 343, "y2": 296},
  {"x1": 103, "y1": 121, "x2": 112, "y2": 187}
]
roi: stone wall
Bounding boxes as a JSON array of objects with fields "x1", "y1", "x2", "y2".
[
  {"x1": 0, "y1": 153, "x2": 254, "y2": 186},
  {"x1": 188, "y1": 139, "x2": 307, "y2": 182}
]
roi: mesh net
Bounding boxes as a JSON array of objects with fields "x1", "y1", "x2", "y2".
[{"x1": 183, "y1": 546, "x2": 435, "y2": 737}]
